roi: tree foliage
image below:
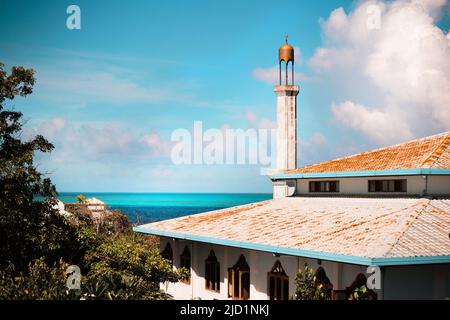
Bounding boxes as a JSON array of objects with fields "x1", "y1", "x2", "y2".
[
  {"x1": 294, "y1": 265, "x2": 328, "y2": 300},
  {"x1": 76, "y1": 194, "x2": 87, "y2": 203},
  {"x1": 0, "y1": 63, "x2": 182, "y2": 300},
  {"x1": 0, "y1": 62, "x2": 79, "y2": 270}
]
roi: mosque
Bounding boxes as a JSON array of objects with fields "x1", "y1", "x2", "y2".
[{"x1": 134, "y1": 39, "x2": 450, "y2": 300}]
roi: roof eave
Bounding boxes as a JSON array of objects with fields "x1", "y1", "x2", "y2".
[
  {"x1": 270, "y1": 168, "x2": 450, "y2": 180},
  {"x1": 133, "y1": 226, "x2": 450, "y2": 267}
]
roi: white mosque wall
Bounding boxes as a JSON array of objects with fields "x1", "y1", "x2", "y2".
[
  {"x1": 159, "y1": 237, "x2": 384, "y2": 300},
  {"x1": 294, "y1": 175, "x2": 448, "y2": 196}
]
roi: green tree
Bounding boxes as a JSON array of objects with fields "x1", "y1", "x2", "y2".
[
  {"x1": 0, "y1": 63, "x2": 78, "y2": 271},
  {"x1": 83, "y1": 232, "x2": 184, "y2": 300},
  {"x1": 0, "y1": 258, "x2": 78, "y2": 300},
  {"x1": 349, "y1": 285, "x2": 376, "y2": 300},
  {"x1": 294, "y1": 265, "x2": 328, "y2": 300},
  {"x1": 76, "y1": 194, "x2": 87, "y2": 203},
  {"x1": 0, "y1": 63, "x2": 183, "y2": 300}
]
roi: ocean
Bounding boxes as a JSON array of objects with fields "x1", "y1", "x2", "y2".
[{"x1": 57, "y1": 193, "x2": 272, "y2": 224}]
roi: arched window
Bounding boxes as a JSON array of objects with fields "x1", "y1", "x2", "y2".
[
  {"x1": 227, "y1": 255, "x2": 250, "y2": 300},
  {"x1": 205, "y1": 250, "x2": 220, "y2": 292},
  {"x1": 160, "y1": 242, "x2": 173, "y2": 266},
  {"x1": 333, "y1": 273, "x2": 376, "y2": 300},
  {"x1": 180, "y1": 246, "x2": 191, "y2": 284},
  {"x1": 268, "y1": 260, "x2": 289, "y2": 300},
  {"x1": 349, "y1": 273, "x2": 367, "y2": 291},
  {"x1": 347, "y1": 273, "x2": 377, "y2": 300},
  {"x1": 315, "y1": 267, "x2": 333, "y2": 299}
]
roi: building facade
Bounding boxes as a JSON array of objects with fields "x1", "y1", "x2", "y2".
[{"x1": 134, "y1": 40, "x2": 450, "y2": 300}]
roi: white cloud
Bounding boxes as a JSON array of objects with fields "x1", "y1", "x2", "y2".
[
  {"x1": 297, "y1": 132, "x2": 330, "y2": 166},
  {"x1": 331, "y1": 101, "x2": 413, "y2": 144},
  {"x1": 309, "y1": 0, "x2": 450, "y2": 144},
  {"x1": 36, "y1": 68, "x2": 189, "y2": 106},
  {"x1": 244, "y1": 111, "x2": 275, "y2": 130},
  {"x1": 28, "y1": 117, "x2": 173, "y2": 164}
]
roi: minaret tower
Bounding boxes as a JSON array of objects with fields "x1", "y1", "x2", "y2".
[{"x1": 275, "y1": 36, "x2": 299, "y2": 171}]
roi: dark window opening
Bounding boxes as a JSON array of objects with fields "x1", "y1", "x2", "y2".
[
  {"x1": 160, "y1": 243, "x2": 173, "y2": 267},
  {"x1": 315, "y1": 267, "x2": 333, "y2": 299},
  {"x1": 332, "y1": 273, "x2": 378, "y2": 300},
  {"x1": 180, "y1": 246, "x2": 191, "y2": 284},
  {"x1": 205, "y1": 250, "x2": 220, "y2": 292},
  {"x1": 309, "y1": 181, "x2": 340, "y2": 193},
  {"x1": 268, "y1": 260, "x2": 289, "y2": 300},
  {"x1": 368, "y1": 179, "x2": 407, "y2": 192}
]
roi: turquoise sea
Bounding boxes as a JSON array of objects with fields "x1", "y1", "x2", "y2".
[{"x1": 57, "y1": 193, "x2": 272, "y2": 224}]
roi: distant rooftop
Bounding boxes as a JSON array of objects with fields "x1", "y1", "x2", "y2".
[
  {"x1": 285, "y1": 131, "x2": 450, "y2": 175},
  {"x1": 134, "y1": 197, "x2": 450, "y2": 265}
]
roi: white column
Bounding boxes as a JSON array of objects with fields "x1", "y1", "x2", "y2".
[
  {"x1": 274, "y1": 85, "x2": 299, "y2": 171},
  {"x1": 273, "y1": 85, "x2": 299, "y2": 199}
]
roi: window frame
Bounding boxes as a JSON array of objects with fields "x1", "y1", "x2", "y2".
[
  {"x1": 227, "y1": 255, "x2": 250, "y2": 300},
  {"x1": 267, "y1": 260, "x2": 289, "y2": 300}
]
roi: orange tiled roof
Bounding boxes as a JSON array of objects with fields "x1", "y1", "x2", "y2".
[
  {"x1": 286, "y1": 131, "x2": 450, "y2": 174},
  {"x1": 136, "y1": 197, "x2": 450, "y2": 259}
]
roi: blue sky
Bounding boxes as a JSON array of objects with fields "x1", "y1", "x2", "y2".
[{"x1": 1, "y1": 0, "x2": 449, "y2": 193}]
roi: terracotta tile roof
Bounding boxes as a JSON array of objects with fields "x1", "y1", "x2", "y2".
[
  {"x1": 285, "y1": 131, "x2": 450, "y2": 174},
  {"x1": 137, "y1": 197, "x2": 450, "y2": 259}
]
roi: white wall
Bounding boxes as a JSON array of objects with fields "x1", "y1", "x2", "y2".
[
  {"x1": 295, "y1": 176, "x2": 437, "y2": 196},
  {"x1": 427, "y1": 176, "x2": 450, "y2": 195},
  {"x1": 160, "y1": 237, "x2": 383, "y2": 300}
]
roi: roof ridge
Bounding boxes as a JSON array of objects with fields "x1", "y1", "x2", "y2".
[
  {"x1": 289, "y1": 131, "x2": 450, "y2": 173},
  {"x1": 421, "y1": 134, "x2": 450, "y2": 168},
  {"x1": 382, "y1": 199, "x2": 430, "y2": 258}
]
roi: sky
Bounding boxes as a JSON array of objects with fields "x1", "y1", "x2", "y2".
[{"x1": 0, "y1": 0, "x2": 449, "y2": 193}]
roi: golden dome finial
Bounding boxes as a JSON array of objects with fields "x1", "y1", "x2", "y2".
[
  {"x1": 279, "y1": 36, "x2": 294, "y2": 63},
  {"x1": 278, "y1": 36, "x2": 295, "y2": 85}
]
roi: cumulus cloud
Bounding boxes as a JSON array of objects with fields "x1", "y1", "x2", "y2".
[
  {"x1": 331, "y1": 101, "x2": 413, "y2": 144},
  {"x1": 244, "y1": 111, "x2": 275, "y2": 129},
  {"x1": 297, "y1": 132, "x2": 330, "y2": 166},
  {"x1": 310, "y1": 0, "x2": 450, "y2": 144},
  {"x1": 28, "y1": 117, "x2": 173, "y2": 164}
]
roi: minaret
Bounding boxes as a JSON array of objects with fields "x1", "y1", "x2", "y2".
[
  {"x1": 272, "y1": 37, "x2": 299, "y2": 199},
  {"x1": 275, "y1": 36, "x2": 299, "y2": 171}
]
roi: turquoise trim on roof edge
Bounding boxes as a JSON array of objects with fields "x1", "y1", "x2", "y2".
[
  {"x1": 269, "y1": 168, "x2": 450, "y2": 180},
  {"x1": 133, "y1": 226, "x2": 450, "y2": 266}
]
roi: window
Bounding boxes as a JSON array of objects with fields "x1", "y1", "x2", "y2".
[
  {"x1": 368, "y1": 179, "x2": 407, "y2": 192},
  {"x1": 332, "y1": 273, "x2": 377, "y2": 300},
  {"x1": 347, "y1": 273, "x2": 377, "y2": 300},
  {"x1": 227, "y1": 255, "x2": 250, "y2": 300},
  {"x1": 268, "y1": 261, "x2": 289, "y2": 300},
  {"x1": 160, "y1": 243, "x2": 173, "y2": 266},
  {"x1": 315, "y1": 267, "x2": 333, "y2": 299},
  {"x1": 309, "y1": 181, "x2": 339, "y2": 192},
  {"x1": 205, "y1": 250, "x2": 220, "y2": 292},
  {"x1": 180, "y1": 246, "x2": 191, "y2": 284}
]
